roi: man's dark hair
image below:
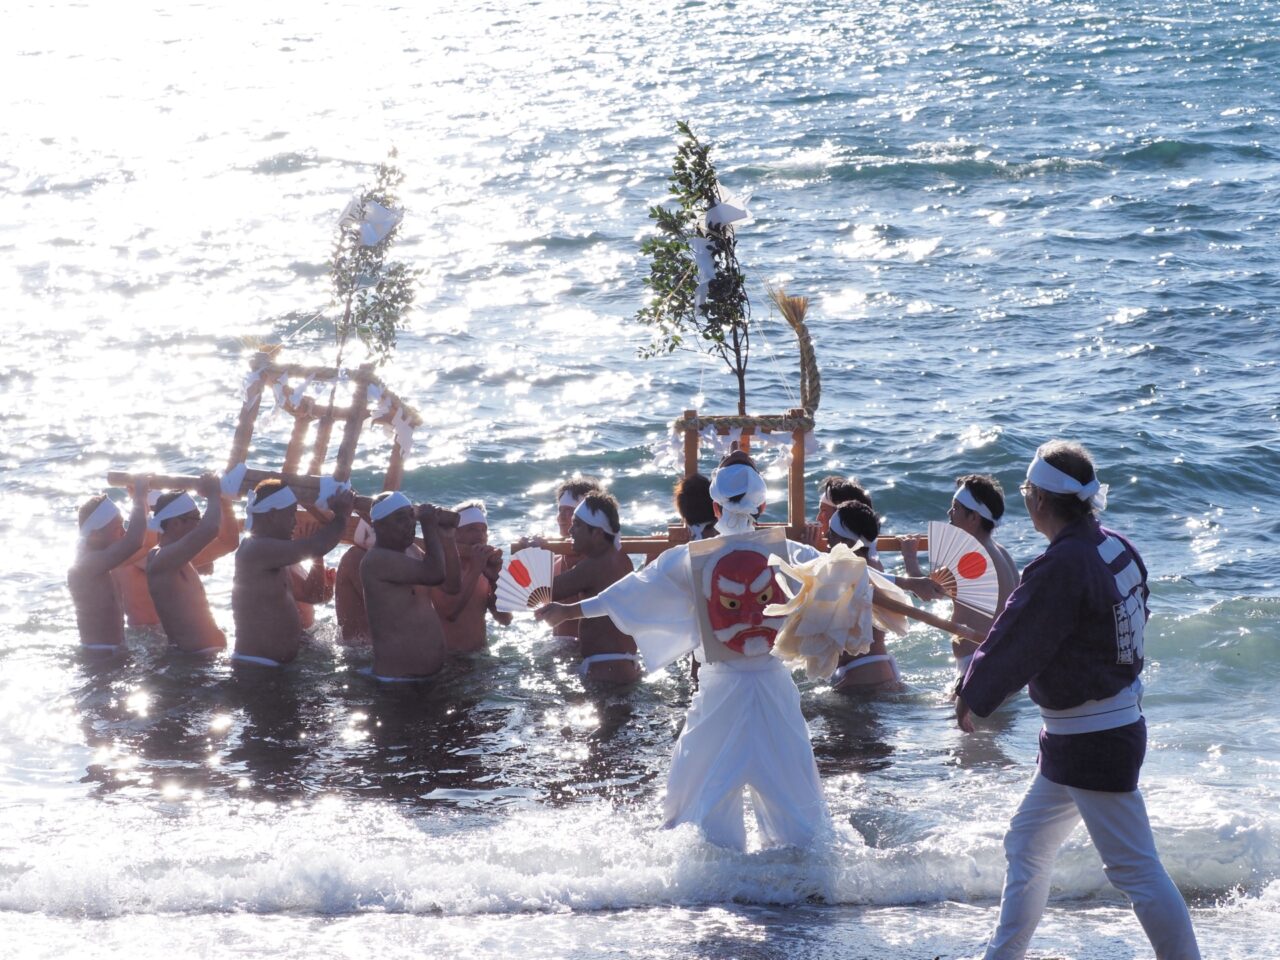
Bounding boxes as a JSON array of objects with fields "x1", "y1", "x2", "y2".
[
  {"x1": 833, "y1": 501, "x2": 880, "y2": 546},
  {"x1": 955, "y1": 474, "x2": 1005, "y2": 532},
  {"x1": 1035, "y1": 440, "x2": 1097, "y2": 522},
  {"x1": 580, "y1": 491, "x2": 621, "y2": 535},
  {"x1": 821, "y1": 474, "x2": 872, "y2": 508},
  {"x1": 674, "y1": 474, "x2": 715, "y2": 526},
  {"x1": 557, "y1": 477, "x2": 602, "y2": 501}
]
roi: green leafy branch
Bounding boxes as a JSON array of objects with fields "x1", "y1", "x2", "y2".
[
  {"x1": 636, "y1": 121, "x2": 752, "y2": 415},
  {"x1": 329, "y1": 149, "x2": 419, "y2": 370}
]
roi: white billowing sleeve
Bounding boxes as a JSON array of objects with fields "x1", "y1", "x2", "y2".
[{"x1": 579, "y1": 545, "x2": 697, "y2": 673}]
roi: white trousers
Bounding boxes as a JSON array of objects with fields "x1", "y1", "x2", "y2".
[
  {"x1": 985, "y1": 773, "x2": 1200, "y2": 960},
  {"x1": 663, "y1": 656, "x2": 827, "y2": 852}
]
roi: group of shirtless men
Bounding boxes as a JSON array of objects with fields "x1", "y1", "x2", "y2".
[{"x1": 69, "y1": 467, "x2": 1018, "y2": 687}]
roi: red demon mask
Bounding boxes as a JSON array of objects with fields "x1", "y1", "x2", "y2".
[{"x1": 706, "y1": 549, "x2": 784, "y2": 656}]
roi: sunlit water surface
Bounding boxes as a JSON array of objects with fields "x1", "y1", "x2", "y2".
[{"x1": 2, "y1": 1, "x2": 1278, "y2": 957}]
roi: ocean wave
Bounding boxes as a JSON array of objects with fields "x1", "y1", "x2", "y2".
[
  {"x1": 1115, "y1": 139, "x2": 1279, "y2": 168},
  {"x1": 0, "y1": 793, "x2": 1259, "y2": 918}
]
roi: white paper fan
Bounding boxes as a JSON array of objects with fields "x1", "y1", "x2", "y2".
[
  {"x1": 495, "y1": 547, "x2": 555, "y2": 613},
  {"x1": 926, "y1": 520, "x2": 999, "y2": 616}
]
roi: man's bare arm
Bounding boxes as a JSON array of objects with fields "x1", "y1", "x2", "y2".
[
  {"x1": 149, "y1": 475, "x2": 224, "y2": 574},
  {"x1": 551, "y1": 559, "x2": 595, "y2": 600},
  {"x1": 79, "y1": 478, "x2": 152, "y2": 575},
  {"x1": 192, "y1": 497, "x2": 240, "y2": 566},
  {"x1": 434, "y1": 545, "x2": 494, "y2": 621}
]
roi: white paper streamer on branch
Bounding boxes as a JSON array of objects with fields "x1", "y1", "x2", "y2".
[
  {"x1": 689, "y1": 236, "x2": 717, "y2": 307},
  {"x1": 357, "y1": 200, "x2": 403, "y2": 247},
  {"x1": 705, "y1": 192, "x2": 752, "y2": 229}
]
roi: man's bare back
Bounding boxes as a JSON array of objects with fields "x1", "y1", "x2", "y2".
[
  {"x1": 231, "y1": 484, "x2": 352, "y2": 665},
  {"x1": 361, "y1": 498, "x2": 461, "y2": 680}
]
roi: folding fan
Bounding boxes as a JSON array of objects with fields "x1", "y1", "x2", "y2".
[
  {"x1": 494, "y1": 547, "x2": 556, "y2": 613},
  {"x1": 926, "y1": 520, "x2": 999, "y2": 617}
]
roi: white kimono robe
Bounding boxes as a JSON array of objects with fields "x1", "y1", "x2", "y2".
[{"x1": 580, "y1": 535, "x2": 827, "y2": 851}]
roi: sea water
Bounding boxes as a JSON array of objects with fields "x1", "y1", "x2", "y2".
[{"x1": 1, "y1": 0, "x2": 1278, "y2": 956}]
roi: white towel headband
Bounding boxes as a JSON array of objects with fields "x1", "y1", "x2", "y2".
[
  {"x1": 954, "y1": 486, "x2": 999, "y2": 527},
  {"x1": 245, "y1": 486, "x2": 298, "y2": 531},
  {"x1": 370, "y1": 491, "x2": 413, "y2": 522},
  {"x1": 79, "y1": 498, "x2": 122, "y2": 539},
  {"x1": 1026, "y1": 455, "x2": 1108, "y2": 512},
  {"x1": 149, "y1": 493, "x2": 198, "y2": 532},
  {"x1": 827, "y1": 511, "x2": 875, "y2": 555},
  {"x1": 572, "y1": 500, "x2": 621, "y2": 550},
  {"x1": 456, "y1": 504, "x2": 487, "y2": 527}
]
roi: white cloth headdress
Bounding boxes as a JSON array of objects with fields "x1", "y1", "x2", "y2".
[
  {"x1": 370, "y1": 491, "x2": 413, "y2": 522},
  {"x1": 954, "y1": 485, "x2": 1000, "y2": 527},
  {"x1": 572, "y1": 500, "x2": 621, "y2": 550},
  {"x1": 558, "y1": 490, "x2": 587, "y2": 509},
  {"x1": 245, "y1": 485, "x2": 298, "y2": 531},
  {"x1": 456, "y1": 503, "x2": 487, "y2": 528},
  {"x1": 1027, "y1": 455, "x2": 1108, "y2": 512},
  {"x1": 709, "y1": 464, "x2": 767, "y2": 536},
  {"x1": 353, "y1": 519, "x2": 377, "y2": 550},
  {"x1": 149, "y1": 493, "x2": 198, "y2": 532},
  {"x1": 827, "y1": 511, "x2": 874, "y2": 554},
  {"x1": 79, "y1": 498, "x2": 122, "y2": 540}
]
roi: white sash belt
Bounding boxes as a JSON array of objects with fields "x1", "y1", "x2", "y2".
[{"x1": 1040, "y1": 678, "x2": 1142, "y2": 735}]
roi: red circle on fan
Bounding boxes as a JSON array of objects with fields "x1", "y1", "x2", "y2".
[
  {"x1": 956, "y1": 552, "x2": 987, "y2": 579},
  {"x1": 508, "y1": 559, "x2": 532, "y2": 588}
]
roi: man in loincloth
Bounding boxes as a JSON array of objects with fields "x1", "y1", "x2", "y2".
[
  {"x1": 334, "y1": 519, "x2": 376, "y2": 646},
  {"x1": 360, "y1": 492, "x2": 461, "y2": 681},
  {"x1": 902, "y1": 473, "x2": 1020, "y2": 680},
  {"x1": 431, "y1": 500, "x2": 510, "y2": 654},
  {"x1": 230, "y1": 479, "x2": 353, "y2": 667},
  {"x1": 824, "y1": 501, "x2": 950, "y2": 692},
  {"x1": 538, "y1": 453, "x2": 828, "y2": 851},
  {"x1": 516, "y1": 478, "x2": 602, "y2": 640},
  {"x1": 674, "y1": 473, "x2": 717, "y2": 540},
  {"x1": 68, "y1": 476, "x2": 151, "y2": 652},
  {"x1": 548, "y1": 490, "x2": 639, "y2": 683},
  {"x1": 146, "y1": 474, "x2": 233, "y2": 654},
  {"x1": 113, "y1": 486, "x2": 240, "y2": 629},
  {"x1": 806, "y1": 474, "x2": 872, "y2": 549}
]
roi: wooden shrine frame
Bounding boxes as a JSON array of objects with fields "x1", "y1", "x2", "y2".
[{"x1": 108, "y1": 355, "x2": 423, "y2": 538}]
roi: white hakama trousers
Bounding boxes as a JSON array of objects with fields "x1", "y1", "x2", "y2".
[
  {"x1": 663, "y1": 656, "x2": 828, "y2": 852},
  {"x1": 985, "y1": 773, "x2": 1200, "y2": 960}
]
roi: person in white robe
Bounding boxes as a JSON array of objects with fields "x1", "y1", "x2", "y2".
[{"x1": 538, "y1": 454, "x2": 827, "y2": 852}]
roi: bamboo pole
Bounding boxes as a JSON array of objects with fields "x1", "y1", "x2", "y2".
[
  {"x1": 787, "y1": 406, "x2": 806, "y2": 540},
  {"x1": 108, "y1": 469, "x2": 376, "y2": 515},
  {"x1": 682, "y1": 408, "x2": 699, "y2": 478},
  {"x1": 871, "y1": 587, "x2": 971, "y2": 638},
  {"x1": 282, "y1": 410, "x2": 312, "y2": 475},
  {"x1": 307, "y1": 415, "x2": 334, "y2": 477},
  {"x1": 383, "y1": 438, "x2": 405, "y2": 491},
  {"x1": 332, "y1": 365, "x2": 371, "y2": 483}
]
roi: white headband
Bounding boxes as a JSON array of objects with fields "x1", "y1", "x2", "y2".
[
  {"x1": 79, "y1": 498, "x2": 122, "y2": 539},
  {"x1": 149, "y1": 493, "x2": 198, "y2": 531},
  {"x1": 954, "y1": 486, "x2": 999, "y2": 527},
  {"x1": 558, "y1": 490, "x2": 586, "y2": 509},
  {"x1": 827, "y1": 512, "x2": 874, "y2": 554},
  {"x1": 353, "y1": 519, "x2": 377, "y2": 550},
  {"x1": 688, "y1": 520, "x2": 713, "y2": 540},
  {"x1": 709, "y1": 464, "x2": 767, "y2": 536},
  {"x1": 819, "y1": 489, "x2": 837, "y2": 508},
  {"x1": 370, "y1": 491, "x2": 413, "y2": 522},
  {"x1": 244, "y1": 485, "x2": 298, "y2": 531},
  {"x1": 572, "y1": 500, "x2": 621, "y2": 550},
  {"x1": 1027, "y1": 455, "x2": 1108, "y2": 512},
  {"x1": 456, "y1": 504, "x2": 487, "y2": 527}
]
